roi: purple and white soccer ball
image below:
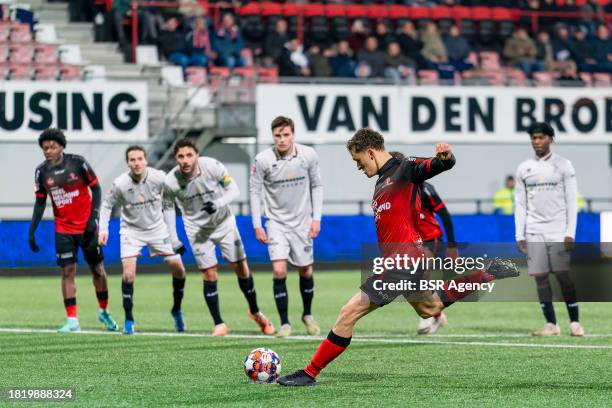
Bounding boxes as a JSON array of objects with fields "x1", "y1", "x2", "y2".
[{"x1": 244, "y1": 347, "x2": 282, "y2": 383}]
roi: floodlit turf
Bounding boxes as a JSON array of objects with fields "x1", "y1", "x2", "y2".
[{"x1": 1, "y1": 270, "x2": 612, "y2": 407}]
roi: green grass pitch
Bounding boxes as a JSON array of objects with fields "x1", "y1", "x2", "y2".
[{"x1": 1, "y1": 270, "x2": 612, "y2": 407}]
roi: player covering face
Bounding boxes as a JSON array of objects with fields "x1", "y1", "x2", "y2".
[
  {"x1": 163, "y1": 138, "x2": 275, "y2": 336},
  {"x1": 98, "y1": 146, "x2": 187, "y2": 334},
  {"x1": 277, "y1": 128, "x2": 520, "y2": 386},
  {"x1": 250, "y1": 116, "x2": 324, "y2": 338},
  {"x1": 29, "y1": 128, "x2": 117, "y2": 333}
]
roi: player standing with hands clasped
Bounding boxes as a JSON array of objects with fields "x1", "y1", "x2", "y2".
[
  {"x1": 29, "y1": 128, "x2": 118, "y2": 333},
  {"x1": 98, "y1": 145, "x2": 187, "y2": 335},
  {"x1": 250, "y1": 116, "x2": 324, "y2": 337},
  {"x1": 164, "y1": 138, "x2": 275, "y2": 336},
  {"x1": 514, "y1": 122, "x2": 584, "y2": 337}
]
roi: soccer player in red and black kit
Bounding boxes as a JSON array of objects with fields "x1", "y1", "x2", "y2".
[
  {"x1": 390, "y1": 151, "x2": 457, "y2": 335},
  {"x1": 29, "y1": 128, "x2": 118, "y2": 333},
  {"x1": 278, "y1": 128, "x2": 519, "y2": 386}
]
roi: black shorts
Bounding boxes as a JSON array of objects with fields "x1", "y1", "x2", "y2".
[
  {"x1": 55, "y1": 230, "x2": 104, "y2": 267},
  {"x1": 360, "y1": 269, "x2": 426, "y2": 307}
]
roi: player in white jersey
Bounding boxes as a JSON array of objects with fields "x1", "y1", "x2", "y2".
[
  {"x1": 98, "y1": 146, "x2": 187, "y2": 335},
  {"x1": 250, "y1": 116, "x2": 324, "y2": 338},
  {"x1": 163, "y1": 138, "x2": 275, "y2": 337},
  {"x1": 514, "y1": 122, "x2": 584, "y2": 337}
]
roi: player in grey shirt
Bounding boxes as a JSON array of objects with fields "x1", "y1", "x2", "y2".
[
  {"x1": 98, "y1": 146, "x2": 187, "y2": 334},
  {"x1": 163, "y1": 138, "x2": 275, "y2": 337},
  {"x1": 250, "y1": 116, "x2": 323, "y2": 337},
  {"x1": 514, "y1": 122, "x2": 583, "y2": 337}
]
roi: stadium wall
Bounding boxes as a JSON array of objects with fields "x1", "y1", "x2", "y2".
[{"x1": 0, "y1": 213, "x2": 600, "y2": 268}]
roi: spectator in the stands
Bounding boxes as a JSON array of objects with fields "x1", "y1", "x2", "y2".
[
  {"x1": 592, "y1": 24, "x2": 612, "y2": 73},
  {"x1": 111, "y1": 0, "x2": 158, "y2": 49},
  {"x1": 555, "y1": 60, "x2": 584, "y2": 86},
  {"x1": 348, "y1": 19, "x2": 368, "y2": 54},
  {"x1": 375, "y1": 21, "x2": 395, "y2": 52},
  {"x1": 308, "y1": 45, "x2": 333, "y2": 77},
  {"x1": 355, "y1": 62, "x2": 372, "y2": 79},
  {"x1": 552, "y1": 23, "x2": 574, "y2": 65},
  {"x1": 569, "y1": 25, "x2": 596, "y2": 72},
  {"x1": 580, "y1": 0, "x2": 605, "y2": 33},
  {"x1": 396, "y1": 21, "x2": 427, "y2": 69},
  {"x1": 444, "y1": 25, "x2": 473, "y2": 72},
  {"x1": 212, "y1": 13, "x2": 244, "y2": 68},
  {"x1": 158, "y1": 17, "x2": 190, "y2": 68},
  {"x1": 535, "y1": 31, "x2": 555, "y2": 72},
  {"x1": 504, "y1": 27, "x2": 541, "y2": 76},
  {"x1": 422, "y1": 22, "x2": 447, "y2": 65},
  {"x1": 263, "y1": 19, "x2": 289, "y2": 64},
  {"x1": 357, "y1": 36, "x2": 386, "y2": 79},
  {"x1": 185, "y1": 16, "x2": 216, "y2": 68},
  {"x1": 69, "y1": 0, "x2": 95, "y2": 22},
  {"x1": 277, "y1": 39, "x2": 310, "y2": 77},
  {"x1": 384, "y1": 41, "x2": 416, "y2": 82},
  {"x1": 330, "y1": 40, "x2": 356, "y2": 78}
]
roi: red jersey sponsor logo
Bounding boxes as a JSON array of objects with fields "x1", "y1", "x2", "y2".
[{"x1": 47, "y1": 177, "x2": 54, "y2": 186}]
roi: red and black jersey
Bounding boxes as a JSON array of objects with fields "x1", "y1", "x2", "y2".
[
  {"x1": 419, "y1": 182, "x2": 445, "y2": 241},
  {"x1": 34, "y1": 153, "x2": 99, "y2": 234},
  {"x1": 372, "y1": 154, "x2": 455, "y2": 256}
]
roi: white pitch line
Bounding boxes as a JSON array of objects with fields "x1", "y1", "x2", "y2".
[{"x1": 1, "y1": 327, "x2": 611, "y2": 350}]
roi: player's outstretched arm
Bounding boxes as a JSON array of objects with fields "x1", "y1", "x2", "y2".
[
  {"x1": 412, "y1": 143, "x2": 456, "y2": 183},
  {"x1": 514, "y1": 169, "x2": 527, "y2": 254},
  {"x1": 29, "y1": 196, "x2": 46, "y2": 253}
]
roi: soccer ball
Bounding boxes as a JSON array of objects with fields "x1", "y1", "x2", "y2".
[{"x1": 243, "y1": 347, "x2": 281, "y2": 383}]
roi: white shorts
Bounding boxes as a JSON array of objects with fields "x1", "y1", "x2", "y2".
[
  {"x1": 187, "y1": 216, "x2": 246, "y2": 269},
  {"x1": 266, "y1": 222, "x2": 313, "y2": 267},
  {"x1": 526, "y1": 232, "x2": 571, "y2": 275},
  {"x1": 120, "y1": 226, "x2": 177, "y2": 260}
]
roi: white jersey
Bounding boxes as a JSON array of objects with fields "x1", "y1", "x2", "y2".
[
  {"x1": 514, "y1": 152, "x2": 578, "y2": 240},
  {"x1": 164, "y1": 157, "x2": 240, "y2": 237},
  {"x1": 249, "y1": 143, "x2": 323, "y2": 230},
  {"x1": 99, "y1": 167, "x2": 167, "y2": 235}
]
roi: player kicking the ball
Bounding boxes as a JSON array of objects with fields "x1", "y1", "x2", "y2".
[
  {"x1": 278, "y1": 128, "x2": 520, "y2": 386},
  {"x1": 389, "y1": 151, "x2": 457, "y2": 335},
  {"x1": 98, "y1": 146, "x2": 187, "y2": 335},
  {"x1": 29, "y1": 128, "x2": 118, "y2": 333},
  {"x1": 250, "y1": 116, "x2": 324, "y2": 337},
  {"x1": 164, "y1": 138, "x2": 274, "y2": 336},
  {"x1": 515, "y1": 122, "x2": 584, "y2": 337}
]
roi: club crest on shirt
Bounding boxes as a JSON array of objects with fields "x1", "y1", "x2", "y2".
[
  {"x1": 47, "y1": 177, "x2": 54, "y2": 186},
  {"x1": 69, "y1": 172, "x2": 78, "y2": 181}
]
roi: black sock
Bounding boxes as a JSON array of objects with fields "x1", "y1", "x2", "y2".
[
  {"x1": 238, "y1": 276, "x2": 259, "y2": 314},
  {"x1": 172, "y1": 277, "x2": 186, "y2": 313},
  {"x1": 556, "y1": 273, "x2": 579, "y2": 322},
  {"x1": 535, "y1": 275, "x2": 556, "y2": 324},
  {"x1": 121, "y1": 281, "x2": 134, "y2": 322},
  {"x1": 203, "y1": 280, "x2": 223, "y2": 325},
  {"x1": 299, "y1": 275, "x2": 314, "y2": 317},
  {"x1": 273, "y1": 277, "x2": 289, "y2": 325}
]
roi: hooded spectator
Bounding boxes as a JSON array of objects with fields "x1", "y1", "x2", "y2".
[
  {"x1": 375, "y1": 21, "x2": 395, "y2": 52},
  {"x1": 348, "y1": 19, "x2": 369, "y2": 54},
  {"x1": 569, "y1": 25, "x2": 596, "y2": 72},
  {"x1": 421, "y1": 22, "x2": 447, "y2": 64}
]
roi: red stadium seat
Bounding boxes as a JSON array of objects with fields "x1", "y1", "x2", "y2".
[
  {"x1": 233, "y1": 66, "x2": 256, "y2": 78},
  {"x1": 260, "y1": 2, "x2": 282, "y2": 17},
  {"x1": 533, "y1": 71, "x2": 555, "y2": 87},
  {"x1": 281, "y1": 2, "x2": 302, "y2": 17},
  {"x1": 34, "y1": 44, "x2": 58, "y2": 64},
  {"x1": 479, "y1": 51, "x2": 500, "y2": 71},
  {"x1": 240, "y1": 48, "x2": 254, "y2": 67},
  {"x1": 593, "y1": 73, "x2": 611, "y2": 87},
  {"x1": 303, "y1": 3, "x2": 325, "y2": 17},
  {"x1": 8, "y1": 63, "x2": 33, "y2": 80},
  {"x1": 471, "y1": 7, "x2": 492, "y2": 21},
  {"x1": 491, "y1": 7, "x2": 516, "y2": 22},
  {"x1": 9, "y1": 44, "x2": 33, "y2": 64},
  {"x1": 258, "y1": 67, "x2": 278, "y2": 83},
  {"x1": 9, "y1": 23, "x2": 32, "y2": 43},
  {"x1": 579, "y1": 72, "x2": 593, "y2": 87},
  {"x1": 388, "y1": 5, "x2": 410, "y2": 20},
  {"x1": 418, "y1": 70, "x2": 439, "y2": 85},
  {"x1": 367, "y1": 5, "x2": 389, "y2": 20},
  {"x1": 345, "y1": 5, "x2": 367, "y2": 19},
  {"x1": 410, "y1": 6, "x2": 431, "y2": 20},
  {"x1": 237, "y1": 3, "x2": 260, "y2": 16},
  {"x1": 59, "y1": 65, "x2": 82, "y2": 81},
  {"x1": 325, "y1": 4, "x2": 345, "y2": 18},
  {"x1": 0, "y1": 43, "x2": 7, "y2": 63},
  {"x1": 451, "y1": 6, "x2": 471, "y2": 20},
  {"x1": 185, "y1": 66, "x2": 207, "y2": 86},
  {"x1": 506, "y1": 68, "x2": 527, "y2": 86},
  {"x1": 483, "y1": 70, "x2": 505, "y2": 86},
  {"x1": 209, "y1": 66, "x2": 231, "y2": 78},
  {"x1": 34, "y1": 65, "x2": 59, "y2": 81},
  {"x1": 431, "y1": 6, "x2": 451, "y2": 20}
]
